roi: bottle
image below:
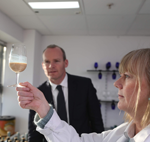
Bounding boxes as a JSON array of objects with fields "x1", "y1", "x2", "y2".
[
  {"x1": 5, "y1": 131, "x2": 11, "y2": 142},
  {"x1": 5, "y1": 137, "x2": 10, "y2": 142},
  {"x1": 24, "y1": 133, "x2": 28, "y2": 142},
  {"x1": 5, "y1": 136, "x2": 10, "y2": 142},
  {"x1": 13, "y1": 137, "x2": 18, "y2": 142},
  {"x1": 0, "y1": 137, "x2": 4, "y2": 142},
  {"x1": 16, "y1": 132, "x2": 20, "y2": 141},
  {"x1": 21, "y1": 135, "x2": 25, "y2": 142}
]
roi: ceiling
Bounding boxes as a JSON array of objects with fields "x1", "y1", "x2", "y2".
[{"x1": 0, "y1": 0, "x2": 150, "y2": 36}]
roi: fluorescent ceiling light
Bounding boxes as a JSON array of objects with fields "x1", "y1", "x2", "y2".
[{"x1": 28, "y1": 1, "x2": 80, "y2": 9}]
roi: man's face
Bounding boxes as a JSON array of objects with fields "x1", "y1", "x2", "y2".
[{"x1": 42, "y1": 47, "x2": 68, "y2": 84}]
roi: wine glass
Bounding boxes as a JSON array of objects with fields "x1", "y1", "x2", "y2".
[{"x1": 8, "y1": 44, "x2": 27, "y2": 87}]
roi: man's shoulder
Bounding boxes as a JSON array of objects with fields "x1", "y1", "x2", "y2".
[
  {"x1": 68, "y1": 73, "x2": 91, "y2": 82},
  {"x1": 37, "y1": 81, "x2": 49, "y2": 89}
]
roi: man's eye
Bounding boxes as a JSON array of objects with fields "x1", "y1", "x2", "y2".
[{"x1": 44, "y1": 61, "x2": 50, "y2": 65}]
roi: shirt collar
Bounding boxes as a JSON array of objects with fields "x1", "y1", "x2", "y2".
[
  {"x1": 124, "y1": 121, "x2": 150, "y2": 141},
  {"x1": 124, "y1": 121, "x2": 135, "y2": 138},
  {"x1": 49, "y1": 74, "x2": 68, "y2": 91}
]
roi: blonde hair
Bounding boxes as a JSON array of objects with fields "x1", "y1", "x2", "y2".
[{"x1": 119, "y1": 48, "x2": 150, "y2": 128}]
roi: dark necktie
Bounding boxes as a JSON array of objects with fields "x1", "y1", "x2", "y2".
[{"x1": 56, "y1": 85, "x2": 68, "y2": 122}]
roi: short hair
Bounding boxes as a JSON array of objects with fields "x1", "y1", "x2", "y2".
[
  {"x1": 43, "y1": 44, "x2": 66, "y2": 60},
  {"x1": 119, "y1": 48, "x2": 150, "y2": 128}
]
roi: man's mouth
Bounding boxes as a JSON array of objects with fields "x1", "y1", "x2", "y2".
[{"x1": 49, "y1": 71, "x2": 57, "y2": 73}]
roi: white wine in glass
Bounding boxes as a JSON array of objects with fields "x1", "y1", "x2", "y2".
[{"x1": 8, "y1": 44, "x2": 27, "y2": 87}]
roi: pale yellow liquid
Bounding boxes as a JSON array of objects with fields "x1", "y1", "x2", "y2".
[{"x1": 9, "y1": 62, "x2": 27, "y2": 73}]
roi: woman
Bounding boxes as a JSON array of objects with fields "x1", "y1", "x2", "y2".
[{"x1": 17, "y1": 48, "x2": 150, "y2": 142}]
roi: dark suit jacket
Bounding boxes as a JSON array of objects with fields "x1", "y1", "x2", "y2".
[{"x1": 28, "y1": 73, "x2": 104, "y2": 142}]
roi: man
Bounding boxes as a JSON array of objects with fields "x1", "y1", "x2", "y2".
[{"x1": 28, "y1": 44, "x2": 104, "y2": 142}]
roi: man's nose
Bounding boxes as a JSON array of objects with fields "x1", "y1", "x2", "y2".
[{"x1": 48, "y1": 63, "x2": 54, "y2": 68}]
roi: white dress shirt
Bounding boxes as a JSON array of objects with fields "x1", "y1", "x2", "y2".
[
  {"x1": 49, "y1": 74, "x2": 70, "y2": 123},
  {"x1": 37, "y1": 110, "x2": 150, "y2": 142}
]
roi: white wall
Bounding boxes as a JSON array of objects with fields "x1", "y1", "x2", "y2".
[
  {"x1": 32, "y1": 31, "x2": 42, "y2": 87},
  {"x1": 0, "y1": 10, "x2": 23, "y2": 43}
]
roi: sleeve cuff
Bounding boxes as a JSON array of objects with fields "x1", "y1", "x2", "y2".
[{"x1": 34, "y1": 104, "x2": 54, "y2": 129}]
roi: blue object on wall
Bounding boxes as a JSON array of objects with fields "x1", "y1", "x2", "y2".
[
  {"x1": 116, "y1": 62, "x2": 119, "y2": 69},
  {"x1": 94, "y1": 62, "x2": 98, "y2": 69},
  {"x1": 98, "y1": 72, "x2": 102, "y2": 79},
  {"x1": 111, "y1": 100, "x2": 115, "y2": 110},
  {"x1": 112, "y1": 72, "x2": 116, "y2": 80},
  {"x1": 106, "y1": 62, "x2": 111, "y2": 70}
]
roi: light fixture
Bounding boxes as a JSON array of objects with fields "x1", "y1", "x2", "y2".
[{"x1": 28, "y1": 1, "x2": 80, "y2": 9}]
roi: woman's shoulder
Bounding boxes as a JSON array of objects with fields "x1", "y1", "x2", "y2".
[
  {"x1": 81, "y1": 122, "x2": 129, "y2": 142},
  {"x1": 108, "y1": 122, "x2": 128, "y2": 136}
]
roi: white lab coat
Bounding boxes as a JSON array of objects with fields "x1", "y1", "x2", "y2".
[{"x1": 37, "y1": 110, "x2": 150, "y2": 142}]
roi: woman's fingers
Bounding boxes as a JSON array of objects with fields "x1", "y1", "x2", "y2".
[
  {"x1": 16, "y1": 82, "x2": 34, "y2": 92},
  {"x1": 16, "y1": 82, "x2": 48, "y2": 114},
  {"x1": 18, "y1": 95, "x2": 33, "y2": 102},
  {"x1": 17, "y1": 93, "x2": 34, "y2": 109},
  {"x1": 17, "y1": 91, "x2": 33, "y2": 97},
  {"x1": 18, "y1": 82, "x2": 36, "y2": 91},
  {"x1": 19, "y1": 100, "x2": 32, "y2": 109},
  {"x1": 16, "y1": 86, "x2": 30, "y2": 92}
]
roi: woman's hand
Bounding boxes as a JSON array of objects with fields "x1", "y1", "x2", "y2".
[{"x1": 16, "y1": 82, "x2": 50, "y2": 118}]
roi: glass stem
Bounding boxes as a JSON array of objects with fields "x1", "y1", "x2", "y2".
[{"x1": 16, "y1": 73, "x2": 19, "y2": 86}]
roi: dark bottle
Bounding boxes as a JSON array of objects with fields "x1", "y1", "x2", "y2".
[
  {"x1": 94, "y1": 62, "x2": 98, "y2": 69},
  {"x1": 111, "y1": 100, "x2": 116, "y2": 110},
  {"x1": 98, "y1": 72, "x2": 102, "y2": 79},
  {"x1": 106, "y1": 62, "x2": 111, "y2": 70},
  {"x1": 112, "y1": 71, "x2": 116, "y2": 80},
  {"x1": 116, "y1": 62, "x2": 119, "y2": 69}
]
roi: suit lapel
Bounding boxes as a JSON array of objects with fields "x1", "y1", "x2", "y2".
[{"x1": 68, "y1": 74, "x2": 77, "y2": 124}]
